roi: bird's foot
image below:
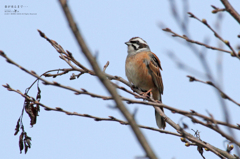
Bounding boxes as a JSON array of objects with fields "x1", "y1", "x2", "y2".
[{"x1": 140, "y1": 88, "x2": 153, "y2": 98}]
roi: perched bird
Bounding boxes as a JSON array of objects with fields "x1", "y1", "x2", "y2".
[{"x1": 125, "y1": 37, "x2": 166, "y2": 129}]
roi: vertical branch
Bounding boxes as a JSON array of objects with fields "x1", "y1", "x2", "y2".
[
  {"x1": 58, "y1": 1, "x2": 157, "y2": 158},
  {"x1": 214, "y1": 13, "x2": 224, "y2": 88}
]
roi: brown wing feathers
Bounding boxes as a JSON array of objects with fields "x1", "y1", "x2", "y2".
[{"x1": 148, "y1": 53, "x2": 164, "y2": 94}]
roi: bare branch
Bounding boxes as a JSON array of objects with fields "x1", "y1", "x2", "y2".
[
  {"x1": 2, "y1": 44, "x2": 240, "y2": 133},
  {"x1": 58, "y1": 1, "x2": 157, "y2": 158},
  {"x1": 1, "y1": 50, "x2": 238, "y2": 158},
  {"x1": 103, "y1": 61, "x2": 109, "y2": 73},
  {"x1": 187, "y1": 75, "x2": 240, "y2": 107},
  {"x1": 220, "y1": 0, "x2": 240, "y2": 24},
  {"x1": 2, "y1": 80, "x2": 235, "y2": 158},
  {"x1": 211, "y1": 5, "x2": 226, "y2": 14},
  {"x1": 162, "y1": 28, "x2": 232, "y2": 55},
  {"x1": 187, "y1": 12, "x2": 239, "y2": 59},
  {"x1": 6, "y1": 85, "x2": 182, "y2": 137}
]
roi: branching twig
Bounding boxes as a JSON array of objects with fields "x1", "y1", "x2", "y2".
[
  {"x1": 58, "y1": 1, "x2": 157, "y2": 158},
  {"x1": 1, "y1": 50, "x2": 237, "y2": 158},
  {"x1": 211, "y1": 5, "x2": 226, "y2": 14},
  {"x1": 187, "y1": 75, "x2": 240, "y2": 107},
  {"x1": 2, "y1": 40, "x2": 240, "y2": 134},
  {"x1": 187, "y1": 12, "x2": 239, "y2": 59},
  {"x1": 103, "y1": 61, "x2": 109, "y2": 73},
  {"x1": 165, "y1": 5, "x2": 239, "y2": 156},
  {"x1": 3, "y1": 85, "x2": 182, "y2": 137},
  {"x1": 162, "y1": 27, "x2": 235, "y2": 57}
]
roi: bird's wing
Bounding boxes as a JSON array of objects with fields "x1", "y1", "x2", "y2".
[{"x1": 148, "y1": 52, "x2": 164, "y2": 94}]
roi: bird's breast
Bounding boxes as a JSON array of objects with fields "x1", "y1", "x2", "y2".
[{"x1": 125, "y1": 52, "x2": 155, "y2": 91}]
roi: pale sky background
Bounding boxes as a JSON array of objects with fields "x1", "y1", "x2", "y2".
[{"x1": 1, "y1": 1, "x2": 240, "y2": 159}]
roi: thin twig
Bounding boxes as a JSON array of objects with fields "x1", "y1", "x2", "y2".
[
  {"x1": 1, "y1": 50, "x2": 239, "y2": 131},
  {"x1": 211, "y1": 5, "x2": 226, "y2": 14},
  {"x1": 187, "y1": 12, "x2": 239, "y2": 59},
  {"x1": 2, "y1": 81, "x2": 233, "y2": 158},
  {"x1": 103, "y1": 61, "x2": 109, "y2": 73},
  {"x1": 187, "y1": 75, "x2": 240, "y2": 107},
  {"x1": 1, "y1": 51, "x2": 238, "y2": 158},
  {"x1": 162, "y1": 28, "x2": 234, "y2": 56},
  {"x1": 5, "y1": 85, "x2": 183, "y2": 137}
]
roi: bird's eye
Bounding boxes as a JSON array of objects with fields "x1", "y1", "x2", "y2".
[{"x1": 131, "y1": 41, "x2": 140, "y2": 44}]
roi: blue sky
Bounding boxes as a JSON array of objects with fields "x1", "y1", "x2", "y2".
[{"x1": 1, "y1": 0, "x2": 240, "y2": 159}]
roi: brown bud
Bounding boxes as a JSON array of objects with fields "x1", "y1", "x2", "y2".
[
  {"x1": 221, "y1": 92, "x2": 227, "y2": 99},
  {"x1": 0, "y1": 50, "x2": 6, "y2": 56},
  {"x1": 187, "y1": 75, "x2": 195, "y2": 82},
  {"x1": 70, "y1": 73, "x2": 76, "y2": 80},
  {"x1": 230, "y1": 52, "x2": 236, "y2": 57},
  {"x1": 162, "y1": 28, "x2": 172, "y2": 32},
  {"x1": 187, "y1": 12, "x2": 194, "y2": 18},
  {"x1": 206, "y1": 81, "x2": 213, "y2": 85},
  {"x1": 224, "y1": 40, "x2": 229, "y2": 45},
  {"x1": 212, "y1": 10, "x2": 217, "y2": 14},
  {"x1": 190, "y1": 110, "x2": 196, "y2": 113},
  {"x1": 83, "y1": 114, "x2": 90, "y2": 117},
  {"x1": 31, "y1": 70, "x2": 36, "y2": 74},
  {"x1": 204, "y1": 147, "x2": 209, "y2": 151},
  {"x1": 183, "y1": 35, "x2": 188, "y2": 39},
  {"x1": 53, "y1": 81, "x2": 60, "y2": 86},
  {"x1": 65, "y1": 112, "x2": 71, "y2": 115},
  {"x1": 227, "y1": 144, "x2": 234, "y2": 153},
  {"x1": 185, "y1": 143, "x2": 190, "y2": 147},
  {"x1": 81, "y1": 88, "x2": 87, "y2": 92},
  {"x1": 55, "y1": 107, "x2": 63, "y2": 111},
  {"x1": 181, "y1": 138, "x2": 186, "y2": 142},
  {"x1": 202, "y1": 19, "x2": 207, "y2": 24}
]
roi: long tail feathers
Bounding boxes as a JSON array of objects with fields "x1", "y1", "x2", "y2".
[{"x1": 155, "y1": 107, "x2": 166, "y2": 129}]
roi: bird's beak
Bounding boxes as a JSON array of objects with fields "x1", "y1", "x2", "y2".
[{"x1": 125, "y1": 42, "x2": 131, "y2": 45}]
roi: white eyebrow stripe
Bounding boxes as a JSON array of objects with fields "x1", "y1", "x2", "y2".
[{"x1": 132, "y1": 37, "x2": 148, "y2": 45}]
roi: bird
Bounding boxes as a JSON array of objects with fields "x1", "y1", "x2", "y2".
[{"x1": 125, "y1": 37, "x2": 166, "y2": 129}]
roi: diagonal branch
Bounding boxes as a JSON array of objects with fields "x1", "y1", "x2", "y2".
[
  {"x1": 211, "y1": 5, "x2": 226, "y2": 14},
  {"x1": 220, "y1": 0, "x2": 240, "y2": 24},
  {"x1": 5, "y1": 85, "x2": 182, "y2": 137},
  {"x1": 58, "y1": 1, "x2": 157, "y2": 158},
  {"x1": 1, "y1": 51, "x2": 237, "y2": 159},
  {"x1": 162, "y1": 28, "x2": 232, "y2": 55},
  {"x1": 187, "y1": 75, "x2": 240, "y2": 107},
  {"x1": 187, "y1": 12, "x2": 239, "y2": 59},
  {"x1": 3, "y1": 47, "x2": 240, "y2": 133}
]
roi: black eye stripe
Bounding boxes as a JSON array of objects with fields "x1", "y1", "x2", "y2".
[{"x1": 130, "y1": 41, "x2": 140, "y2": 44}]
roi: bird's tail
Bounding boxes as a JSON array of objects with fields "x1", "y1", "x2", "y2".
[
  {"x1": 155, "y1": 95, "x2": 166, "y2": 129},
  {"x1": 155, "y1": 107, "x2": 166, "y2": 129}
]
